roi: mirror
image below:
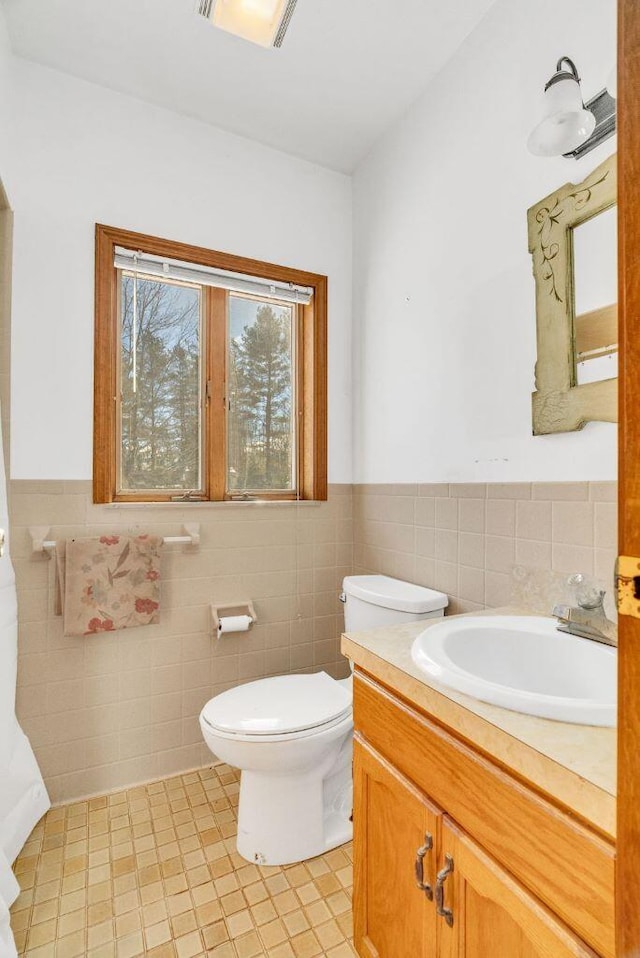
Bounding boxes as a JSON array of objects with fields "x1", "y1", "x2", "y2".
[
  {"x1": 572, "y1": 206, "x2": 618, "y2": 385},
  {"x1": 528, "y1": 154, "x2": 617, "y2": 435}
]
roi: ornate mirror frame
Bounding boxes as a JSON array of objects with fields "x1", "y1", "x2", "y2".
[{"x1": 528, "y1": 154, "x2": 617, "y2": 435}]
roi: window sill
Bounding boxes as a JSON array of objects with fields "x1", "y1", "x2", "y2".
[{"x1": 100, "y1": 499, "x2": 324, "y2": 509}]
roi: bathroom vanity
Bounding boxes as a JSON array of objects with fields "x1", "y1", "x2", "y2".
[{"x1": 343, "y1": 612, "x2": 616, "y2": 958}]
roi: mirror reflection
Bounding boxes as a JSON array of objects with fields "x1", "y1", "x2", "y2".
[{"x1": 572, "y1": 205, "x2": 618, "y2": 385}]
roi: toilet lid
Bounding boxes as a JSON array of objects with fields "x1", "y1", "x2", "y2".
[{"x1": 201, "y1": 673, "x2": 352, "y2": 736}]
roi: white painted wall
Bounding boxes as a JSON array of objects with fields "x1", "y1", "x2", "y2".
[
  {"x1": 8, "y1": 60, "x2": 353, "y2": 481},
  {"x1": 0, "y1": 5, "x2": 12, "y2": 182},
  {"x1": 352, "y1": 0, "x2": 617, "y2": 483}
]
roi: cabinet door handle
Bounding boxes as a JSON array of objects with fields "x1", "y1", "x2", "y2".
[
  {"x1": 414, "y1": 833, "x2": 433, "y2": 900},
  {"x1": 435, "y1": 854, "x2": 454, "y2": 926}
]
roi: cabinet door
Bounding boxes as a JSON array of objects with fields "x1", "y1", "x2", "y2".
[
  {"x1": 436, "y1": 818, "x2": 600, "y2": 958},
  {"x1": 353, "y1": 735, "x2": 440, "y2": 958}
]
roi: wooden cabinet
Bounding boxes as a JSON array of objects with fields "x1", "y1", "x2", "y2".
[
  {"x1": 354, "y1": 738, "x2": 440, "y2": 957},
  {"x1": 437, "y1": 819, "x2": 599, "y2": 958},
  {"x1": 352, "y1": 671, "x2": 615, "y2": 958}
]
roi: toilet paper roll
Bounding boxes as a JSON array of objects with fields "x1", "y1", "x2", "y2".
[{"x1": 218, "y1": 614, "x2": 252, "y2": 634}]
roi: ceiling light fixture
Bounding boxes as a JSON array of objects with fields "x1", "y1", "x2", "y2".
[
  {"x1": 196, "y1": 0, "x2": 299, "y2": 48},
  {"x1": 527, "y1": 56, "x2": 616, "y2": 159}
]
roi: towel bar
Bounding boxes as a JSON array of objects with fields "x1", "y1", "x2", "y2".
[{"x1": 30, "y1": 523, "x2": 201, "y2": 556}]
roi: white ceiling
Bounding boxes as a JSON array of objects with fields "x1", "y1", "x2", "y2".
[{"x1": 1, "y1": 0, "x2": 497, "y2": 172}]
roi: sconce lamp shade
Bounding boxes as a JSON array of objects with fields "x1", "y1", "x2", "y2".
[{"x1": 528, "y1": 58, "x2": 597, "y2": 157}]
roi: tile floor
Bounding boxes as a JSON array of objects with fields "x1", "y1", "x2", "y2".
[{"x1": 10, "y1": 765, "x2": 355, "y2": 957}]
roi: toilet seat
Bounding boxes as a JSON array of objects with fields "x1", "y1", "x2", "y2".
[{"x1": 201, "y1": 672, "x2": 352, "y2": 742}]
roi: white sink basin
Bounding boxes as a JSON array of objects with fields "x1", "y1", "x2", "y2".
[{"x1": 411, "y1": 615, "x2": 617, "y2": 727}]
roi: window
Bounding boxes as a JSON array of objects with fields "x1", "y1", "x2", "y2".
[{"x1": 94, "y1": 225, "x2": 327, "y2": 503}]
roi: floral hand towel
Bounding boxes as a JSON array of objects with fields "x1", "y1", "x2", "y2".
[{"x1": 57, "y1": 534, "x2": 163, "y2": 636}]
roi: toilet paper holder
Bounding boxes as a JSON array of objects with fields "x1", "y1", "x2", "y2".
[{"x1": 210, "y1": 601, "x2": 257, "y2": 634}]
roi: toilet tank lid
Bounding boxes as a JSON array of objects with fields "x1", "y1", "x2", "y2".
[{"x1": 342, "y1": 575, "x2": 448, "y2": 614}]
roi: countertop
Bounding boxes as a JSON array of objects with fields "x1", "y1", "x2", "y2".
[{"x1": 341, "y1": 608, "x2": 617, "y2": 840}]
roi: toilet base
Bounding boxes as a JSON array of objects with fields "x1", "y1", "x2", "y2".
[{"x1": 235, "y1": 739, "x2": 353, "y2": 866}]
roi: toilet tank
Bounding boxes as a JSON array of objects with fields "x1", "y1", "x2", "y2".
[{"x1": 341, "y1": 575, "x2": 448, "y2": 632}]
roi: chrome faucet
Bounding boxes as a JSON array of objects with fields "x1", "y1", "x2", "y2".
[{"x1": 552, "y1": 581, "x2": 617, "y2": 648}]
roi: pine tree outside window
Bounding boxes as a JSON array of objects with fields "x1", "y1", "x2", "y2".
[
  {"x1": 94, "y1": 225, "x2": 327, "y2": 503},
  {"x1": 227, "y1": 295, "x2": 296, "y2": 494}
]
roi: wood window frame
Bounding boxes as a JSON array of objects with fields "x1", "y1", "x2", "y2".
[{"x1": 94, "y1": 224, "x2": 327, "y2": 503}]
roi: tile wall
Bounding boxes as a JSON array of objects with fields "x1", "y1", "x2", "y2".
[
  {"x1": 11, "y1": 478, "x2": 618, "y2": 805},
  {"x1": 353, "y1": 481, "x2": 617, "y2": 615},
  {"x1": 10, "y1": 482, "x2": 353, "y2": 804}
]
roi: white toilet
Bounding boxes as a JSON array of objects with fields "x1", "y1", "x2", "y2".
[{"x1": 199, "y1": 574, "x2": 448, "y2": 866}]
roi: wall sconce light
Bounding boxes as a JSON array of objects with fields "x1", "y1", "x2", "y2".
[
  {"x1": 196, "y1": 0, "x2": 299, "y2": 48},
  {"x1": 528, "y1": 56, "x2": 616, "y2": 159}
]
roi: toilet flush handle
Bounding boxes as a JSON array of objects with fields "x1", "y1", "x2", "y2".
[{"x1": 339, "y1": 592, "x2": 347, "y2": 603}]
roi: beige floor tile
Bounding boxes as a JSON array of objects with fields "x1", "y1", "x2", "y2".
[
  {"x1": 142, "y1": 899, "x2": 168, "y2": 929},
  {"x1": 56, "y1": 928, "x2": 87, "y2": 957},
  {"x1": 89, "y1": 880, "x2": 112, "y2": 905},
  {"x1": 283, "y1": 865, "x2": 309, "y2": 889},
  {"x1": 326, "y1": 943, "x2": 358, "y2": 957},
  {"x1": 164, "y1": 873, "x2": 188, "y2": 896},
  {"x1": 250, "y1": 899, "x2": 277, "y2": 927},
  {"x1": 202, "y1": 919, "x2": 229, "y2": 950},
  {"x1": 166, "y1": 891, "x2": 192, "y2": 918},
  {"x1": 235, "y1": 930, "x2": 265, "y2": 957},
  {"x1": 138, "y1": 863, "x2": 162, "y2": 887},
  {"x1": 115, "y1": 930, "x2": 145, "y2": 957},
  {"x1": 140, "y1": 880, "x2": 165, "y2": 906},
  {"x1": 28, "y1": 901, "x2": 57, "y2": 927},
  {"x1": 25, "y1": 917, "x2": 57, "y2": 950},
  {"x1": 314, "y1": 918, "x2": 345, "y2": 950},
  {"x1": 336, "y1": 911, "x2": 353, "y2": 938},
  {"x1": 268, "y1": 945, "x2": 295, "y2": 958},
  {"x1": 220, "y1": 889, "x2": 245, "y2": 916},
  {"x1": 58, "y1": 908, "x2": 87, "y2": 937},
  {"x1": 315, "y1": 873, "x2": 340, "y2": 896},
  {"x1": 174, "y1": 929, "x2": 203, "y2": 958},
  {"x1": 11, "y1": 930, "x2": 27, "y2": 955},
  {"x1": 215, "y1": 873, "x2": 239, "y2": 897},
  {"x1": 208, "y1": 943, "x2": 236, "y2": 957},
  {"x1": 10, "y1": 766, "x2": 353, "y2": 958},
  {"x1": 290, "y1": 929, "x2": 323, "y2": 958},
  {"x1": 235, "y1": 864, "x2": 260, "y2": 888},
  {"x1": 264, "y1": 873, "x2": 289, "y2": 896},
  {"x1": 282, "y1": 910, "x2": 310, "y2": 937},
  {"x1": 90, "y1": 943, "x2": 117, "y2": 958},
  {"x1": 186, "y1": 865, "x2": 209, "y2": 889},
  {"x1": 295, "y1": 882, "x2": 322, "y2": 906},
  {"x1": 145, "y1": 943, "x2": 176, "y2": 958},
  {"x1": 10, "y1": 908, "x2": 32, "y2": 932},
  {"x1": 226, "y1": 909, "x2": 254, "y2": 939},
  {"x1": 191, "y1": 882, "x2": 216, "y2": 908},
  {"x1": 87, "y1": 919, "x2": 115, "y2": 950},
  {"x1": 244, "y1": 881, "x2": 268, "y2": 907},
  {"x1": 273, "y1": 889, "x2": 299, "y2": 917},
  {"x1": 258, "y1": 917, "x2": 288, "y2": 949},
  {"x1": 144, "y1": 919, "x2": 171, "y2": 949},
  {"x1": 115, "y1": 908, "x2": 142, "y2": 939},
  {"x1": 114, "y1": 890, "x2": 140, "y2": 916},
  {"x1": 160, "y1": 858, "x2": 182, "y2": 880},
  {"x1": 171, "y1": 909, "x2": 198, "y2": 939},
  {"x1": 194, "y1": 899, "x2": 222, "y2": 927}
]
